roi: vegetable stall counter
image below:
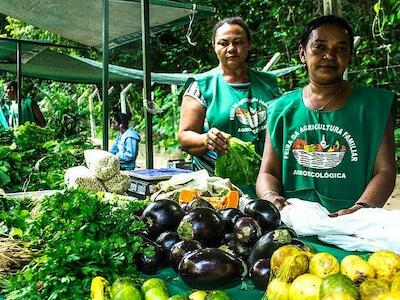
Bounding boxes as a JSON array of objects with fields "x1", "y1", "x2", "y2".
[
  {"x1": 147, "y1": 237, "x2": 370, "y2": 300},
  {"x1": 145, "y1": 268, "x2": 264, "y2": 299}
]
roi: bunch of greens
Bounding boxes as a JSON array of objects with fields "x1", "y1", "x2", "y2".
[
  {"x1": 4, "y1": 189, "x2": 149, "y2": 300},
  {"x1": 0, "y1": 196, "x2": 33, "y2": 239},
  {"x1": 0, "y1": 125, "x2": 93, "y2": 192},
  {"x1": 14, "y1": 122, "x2": 54, "y2": 154},
  {"x1": 215, "y1": 137, "x2": 262, "y2": 186}
]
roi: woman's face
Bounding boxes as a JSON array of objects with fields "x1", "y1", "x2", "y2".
[
  {"x1": 299, "y1": 23, "x2": 351, "y2": 85},
  {"x1": 214, "y1": 23, "x2": 250, "y2": 70},
  {"x1": 111, "y1": 118, "x2": 119, "y2": 131}
]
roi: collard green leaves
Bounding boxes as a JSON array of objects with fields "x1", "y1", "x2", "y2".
[{"x1": 215, "y1": 137, "x2": 262, "y2": 186}]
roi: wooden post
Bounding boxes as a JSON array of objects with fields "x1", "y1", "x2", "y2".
[
  {"x1": 120, "y1": 83, "x2": 132, "y2": 114},
  {"x1": 323, "y1": 0, "x2": 342, "y2": 16},
  {"x1": 263, "y1": 52, "x2": 281, "y2": 71},
  {"x1": 343, "y1": 36, "x2": 362, "y2": 80}
]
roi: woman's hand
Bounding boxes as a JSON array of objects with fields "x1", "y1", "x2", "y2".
[
  {"x1": 205, "y1": 127, "x2": 229, "y2": 154},
  {"x1": 261, "y1": 191, "x2": 288, "y2": 210},
  {"x1": 329, "y1": 203, "x2": 364, "y2": 217}
]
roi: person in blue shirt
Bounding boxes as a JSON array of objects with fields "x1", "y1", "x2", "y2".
[{"x1": 110, "y1": 112, "x2": 141, "y2": 170}]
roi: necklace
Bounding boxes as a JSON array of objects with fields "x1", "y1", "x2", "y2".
[{"x1": 307, "y1": 83, "x2": 343, "y2": 112}]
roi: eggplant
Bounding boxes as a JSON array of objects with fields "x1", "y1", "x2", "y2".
[
  {"x1": 248, "y1": 228, "x2": 293, "y2": 267},
  {"x1": 218, "y1": 208, "x2": 244, "y2": 233},
  {"x1": 223, "y1": 232, "x2": 236, "y2": 243},
  {"x1": 155, "y1": 231, "x2": 181, "y2": 254},
  {"x1": 141, "y1": 199, "x2": 184, "y2": 237},
  {"x1": 234, "y1": 216, "x2": 262, "y2": 246},
  {"x1": 169, "y1": 240, "x2": 203, "y2": 272},
  {"x1": 249, "y1": 258, "x2": 271, "y2": 290},
  {"x1": 135, "y1": 240, "x2": 163, "y2": 275},
  {"x1": 177, "y1": 207, "x2": 224, "y2": 247},
  {"x1": 219, "y1": 239, "x2": 250, "y2": 261},
  {"x1": 244, "y1": 200, "x2": 281, "y2": 233},
  {"x1": 186, "y1": 198, "x2": 214, "y2": 211},
  {"x1": 179, "y1": 248, "x2": 246, "y2": 290}
]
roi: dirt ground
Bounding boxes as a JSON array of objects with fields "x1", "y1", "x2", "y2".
[{"x1": 136, "y1": 145, "x2": 400, "y2": 210}]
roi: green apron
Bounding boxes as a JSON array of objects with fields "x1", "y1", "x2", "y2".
[
  {"x1": 190, "y1": 68, "x2": 281, "y2": 181},
  {"x1": 267, "y1": 85, "x2": 394, "y2": 212}
]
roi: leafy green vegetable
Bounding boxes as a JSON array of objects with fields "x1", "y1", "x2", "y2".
[
  {"x1": 3, "y1": 189, "x2": 150, "y2": 300},
  {"x1": 215, "y1": 137, "x2": 262, "y2": 186}
]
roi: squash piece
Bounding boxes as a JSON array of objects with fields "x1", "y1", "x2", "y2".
[
  {"x1": 203, "y1": 196, "x2": 225, "y2": 210},
  {"x1": 224, "y1": 190, "x2": 239, "y2": 208},
  {"x1": 179, "y1": 189, "x2": 198, "y2": 203}
]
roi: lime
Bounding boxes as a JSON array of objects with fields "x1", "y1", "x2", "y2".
[
  {"x1": 145, "y1": 287, "x2": 169, "y2": 300},
  {"x1": 112, "y1": 284, "x2": 142, "y2": 300},
  {"x1": 142, "y1": 278, "x2": 167, "y2": 295},
  {"x1": 168, "y1": 295, "x2": 188, "y2": 300},
  {"x1": 205, "y1": 290, "x2": 231, "y2": 300},
  {"x1": 189, "y1": 290, "x2": 207, "y2": 300}
]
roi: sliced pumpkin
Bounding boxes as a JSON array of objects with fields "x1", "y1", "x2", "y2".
[
  {"x1": 178, "y1": 189, "x2": 198, "y2": 203},
  {"x1": 203, "y1": 196, "x2": 226, "y2": 210},
  {"x1": 223, "y1": 190, "x2": 239, "y2": 208}
]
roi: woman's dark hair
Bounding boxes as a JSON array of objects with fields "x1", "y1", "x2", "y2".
[
  {"x1": 211, "y1": 16, "x2": 251, "y2": 44},
  {"x1": 299, "y1": 15, "x2": 354, "y2": 55},
  {"x1": 112, "y1": 112, "x2": 131, "y2": 129},
  {"x1": 6, "y1": 81, "x2": 17, "y2": 90}
]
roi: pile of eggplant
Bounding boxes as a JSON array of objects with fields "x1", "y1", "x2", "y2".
[{"x1": 136, "y1": 197, "x2": 308, "y2": 291}]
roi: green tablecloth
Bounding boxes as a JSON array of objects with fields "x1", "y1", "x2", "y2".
[
  {"x1": 146, "y1": 267, "x2": 264, "y2": 299},
  {"x1": 151, "y1": 237, "x2": 371, "y2": 300}
]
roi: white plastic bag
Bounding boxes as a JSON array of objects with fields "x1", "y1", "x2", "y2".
[
  {"x1": 64, "y1": 166, "x2": 106, "y2": 192},
  {"x1": 84, "y1": 149, "x2": 120, "y2": 181},
  {"x1": 281, "y1": 198, "x2": 400, "y2": 254}
]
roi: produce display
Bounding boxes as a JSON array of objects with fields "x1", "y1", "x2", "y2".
[
  {"x1": 152, "y1": 170, "x2": 241, "y2": 210},
  {"x1": 1, "y1": 124, "x2": 400, "y2": 300}
]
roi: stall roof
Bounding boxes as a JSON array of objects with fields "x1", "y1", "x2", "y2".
[
  {"x1": 0, "y1": 40, "x2": 302, "y2": 84},
  {"x1": 0, "y1": 0, "x2": 215, "y2": 49}
]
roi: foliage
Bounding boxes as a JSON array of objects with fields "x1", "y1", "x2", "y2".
[
  {"x1": 39, "y1": 82, "x2": 91, "y2": 139},
  {"x1": 0, "y1": 196, "x2": 33, "y2": 239},
  {"x1": 0, "y1": 124, "x2": 92, "y2": 192},
  {"x1": 395, "y1": 128, "x2": 400, "y2": 170},
  {"x1": 3, "y1": 189, "x2": 150, "y2": 300}
]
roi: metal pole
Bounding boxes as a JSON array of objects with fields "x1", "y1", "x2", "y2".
[
  {"x1": 16, "y1": 41, "x2": 22, "y2": 126},
  {"x1": 102, "y1": 0, "x2": 110, "y2": 150},
  {"x1": 142, "y1": 0, "x2": 154, "y2": 169}
]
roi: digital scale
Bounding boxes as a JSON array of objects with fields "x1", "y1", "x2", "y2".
[{"x1": 124, "y1": 168, "x2": 192, "y2": 199}]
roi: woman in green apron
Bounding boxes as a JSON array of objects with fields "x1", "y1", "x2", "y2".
[
  {"x1": 178, "y1": 17, "x2": 281, "y2": 195},
  {"x1": 256, "y1": 15, "x2": 396, "y2": 216}
]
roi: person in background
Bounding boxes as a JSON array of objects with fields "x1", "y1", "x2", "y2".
[
  {"x1": 256, "y1": 15, "x2": 396, "y2": 216},
  {"x1": 5, "y1": 81, "x2": 46, "y2": 128},
  {"x1": 0, "y1": 97, "x2": 9, "y2": 130},
  {"x1": 110, "y1": 112, "x2": 141, "y2": 170},
  {"x1": 178, "y1": 16, "x2": 281, "y2": 177}
]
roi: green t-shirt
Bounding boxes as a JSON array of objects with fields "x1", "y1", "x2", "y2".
[
  {"x1": 189, "y1": 68, "x2": 281, "y2": 175},
  {"x1": 9, "y1": 97, "x2": 36, "y2": 127},
  {"x1": 267, "y1": 85, "x2": 394, "y2": 212}
]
